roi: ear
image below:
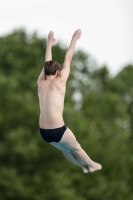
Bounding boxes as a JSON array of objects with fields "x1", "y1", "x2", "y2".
[{"x1": 56, "y1": 70, "x2": 60, "y2": 77}]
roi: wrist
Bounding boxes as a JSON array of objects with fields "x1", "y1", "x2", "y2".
[
  {"x1": 47, "y1": 41, "x2": 53, "y2": 46},
  {"x1": 71, "y1": 37, "x2": 77, "y2": 44},
  {"x1": 72, "y1": 37, "x2": 77, "y2": 41}
]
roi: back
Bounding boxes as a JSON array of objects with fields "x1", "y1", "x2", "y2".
[{"x1": 38, "y1": 78, "x2": 66, "y2": 128}]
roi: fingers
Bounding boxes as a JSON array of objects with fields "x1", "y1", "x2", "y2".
[
  {"x1": 75, "y1": 29, "x2": 82, "y2": 34},
  {"x1": 72, "y1": 29, "x2": 82, "y2": 40},
  {"x1": 74, "y1": 29, "x2": 82, "y2": 32},
  {"x1": 48, "y1": 30, "x2": 56, "y2": 43},
  {"x1": 48, "y1": 30, "x2": 54, "y2": 35},
  {"x1": 73, "y1": 29, "x2": 82, "y2": 36}
]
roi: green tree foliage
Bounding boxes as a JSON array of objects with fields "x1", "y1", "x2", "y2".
[{"x1": 0, "y1": 29, "x2": 133, "y2": 200}]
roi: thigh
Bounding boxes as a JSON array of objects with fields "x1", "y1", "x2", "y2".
[
  {"x1": 59, "y1": 127, "x2": 80, "y2": 151},
  {"x1": 50, "y1": 142, "x2": 71, "y2": 153}
]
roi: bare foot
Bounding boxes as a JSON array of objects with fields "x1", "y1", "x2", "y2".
[
  {"x1": 88, "y1": 162, "x2": 102, "y2": 173},
  {"x1": 82, "y1": 165, "x2": 89, "y2": 173}
]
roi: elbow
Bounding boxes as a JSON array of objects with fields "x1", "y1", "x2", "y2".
[{"x1": 65, "y1": 52, "x2": 72, "y2": 61}]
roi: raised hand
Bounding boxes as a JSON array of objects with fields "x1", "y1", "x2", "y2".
[
  {"x1": 72, "y1": 29, "x2": 82, "y2": 41},
  {"x1": 47, "y1": 31, "x2": 56, "y2": 44}
]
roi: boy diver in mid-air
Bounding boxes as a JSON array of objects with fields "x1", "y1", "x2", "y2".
[{"x1": 37, "y1": 29, "x2": 102, "y2": 173}]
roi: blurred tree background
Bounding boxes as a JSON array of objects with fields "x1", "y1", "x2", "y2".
[{"x1": 0, "y1": 29, "x2": 133, "y2": 200}]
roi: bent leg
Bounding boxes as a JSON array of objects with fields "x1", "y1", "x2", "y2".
[
  {"x1": 59, "y1": 128, "x2": 102, "y2": 172},
  {"x1": 50, "y1": 142, "x2": 88, "y2": 173}
]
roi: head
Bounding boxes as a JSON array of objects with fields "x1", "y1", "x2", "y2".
[{"x1": 44, "y1": 60, "x2": 61, "y2": 76}]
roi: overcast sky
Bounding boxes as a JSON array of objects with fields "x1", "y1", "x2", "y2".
[{"x1": 0, "y1": 0, "x2": 133, "y2": 75}]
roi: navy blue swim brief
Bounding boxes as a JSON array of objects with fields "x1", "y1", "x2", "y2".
[{"x1": 40, "y1": 125, "x2": 67, "y2": 143}]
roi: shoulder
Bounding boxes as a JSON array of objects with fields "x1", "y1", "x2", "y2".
[
  {"x1": 37, "y1": 79, "x2": 45, "y2": 88},
  {"x1": 37, "y1": 75, "x2": 46, "y2": 85},
  {"x1": 59, "y1": 62, "x2": 70, "y2": 81},
  {"x1": 57, "y1": 71, "x2": 68, "y2": 83}
]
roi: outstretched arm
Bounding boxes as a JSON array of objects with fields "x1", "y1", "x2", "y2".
[
  {"x1": 60, "y1": 29, "x2": 82, "y2": 81},
  {"x1": 37, "y1": 31, "x2": 56, "y2": 83},
  {"x1": 45, "y1": 31, "x2": 56, "y2": 61}
]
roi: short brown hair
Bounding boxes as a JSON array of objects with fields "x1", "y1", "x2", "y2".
[{"x1": 44, "y1": 60, "x2": 61, "y2": 76}]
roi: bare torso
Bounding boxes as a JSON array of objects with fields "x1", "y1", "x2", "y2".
[{"x1": 38, "y1": 77, "x2": 66, "y2": 129}]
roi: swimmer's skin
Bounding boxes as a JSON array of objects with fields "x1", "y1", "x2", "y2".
[{"x1": 37, "y1": 29, "x2": 102, "y2": 173}]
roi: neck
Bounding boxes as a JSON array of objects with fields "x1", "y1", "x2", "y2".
[{"x1": 46, "y1": 75, "x2": 57, "y2": 80}]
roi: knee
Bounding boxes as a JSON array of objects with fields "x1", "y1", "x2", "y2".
[{"x1": 73, "y1": 142, "x2": 81, "y2": 153}]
